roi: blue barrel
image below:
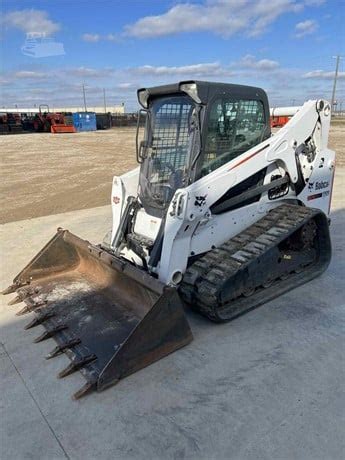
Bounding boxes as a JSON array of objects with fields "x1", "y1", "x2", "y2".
[{"x1": 73, "y1": 112, "x2": 97, "y2": 132}]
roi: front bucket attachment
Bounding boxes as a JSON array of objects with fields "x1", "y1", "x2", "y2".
[{"x1": 3, "y1": 229, "x2": 193, "y2": 399}]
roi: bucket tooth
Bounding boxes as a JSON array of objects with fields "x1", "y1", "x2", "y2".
[
  {"x1": 58, "y1": 354, "x2": 97, "y2": 379},
  {"x1": 2, "y1": 284, "x2": 17, "y2": 295},
  {"x1": 45, "y1": 338, "x2": 81, "y2": 359},
  {"x1": 8, "y1": 287, "x2": 40, "y2": 305},
  {"x1": 73, "y1": 381, "x2": 97, "y2": 400},
  {"x1": 16, "y1": 305, "x2": 31, "y2": 316},
  {"x1": 32, "y1": 300, "x2": 48, "y2": 308},
  {"x1": 34, "y1": 324, "x2": 67, "y2": 343},
  {"x1": 24, "y1": 312, "x2": 55, "y2": 330},
  {"x1": 8, "y1": 295, "x2": 23, "y2": 306},
  {"x1": 2, "y1": 282, "x2": 29, "y2": 295},
  {"x1": 16, "y1": 300, "x2": 47, "y2": 316}
]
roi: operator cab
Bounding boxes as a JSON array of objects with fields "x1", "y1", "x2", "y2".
[
  {"x1": 136, "y1": 81, "x2": 271, "y2": 217},
  {"x1": 112, "y1": 81, "x2": 271, "y2": 269}
]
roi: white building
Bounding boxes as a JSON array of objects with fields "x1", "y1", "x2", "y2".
[{"x1": 1, "y1": 104, "x2": 125, "y2": 114}]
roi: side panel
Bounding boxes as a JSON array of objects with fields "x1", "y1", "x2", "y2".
[
  {"x1": 189, "y1": 202, "x2": 276, "y2": 256},
  {"x1": 119, "y1": 166, "x2": 140, "y2": 198},
  {"x1": 298, "y1": 148, "x2": 336, "y2": 214}
]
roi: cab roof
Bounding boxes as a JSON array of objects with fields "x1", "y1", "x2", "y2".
[{"x1": 137, "y1": 80, "x2": 268, "y2": 108}]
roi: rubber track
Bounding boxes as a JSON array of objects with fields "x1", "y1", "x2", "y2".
[{"x1": 180, "y1": 203, "x2": 331, "y2": 322}]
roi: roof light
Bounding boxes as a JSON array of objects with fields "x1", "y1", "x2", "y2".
[{"x1": 179, "y1": 82, "x2": 201, "y2": 103}]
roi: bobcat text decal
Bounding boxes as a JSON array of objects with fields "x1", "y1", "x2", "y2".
[
  {"x1": 308, "y1": 180, "x2": 329, "y2": 191},
  {"x1": 315, "y1": 181, "x2": 329, "y2": 190}
]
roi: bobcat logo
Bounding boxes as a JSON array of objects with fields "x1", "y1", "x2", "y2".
[
  {"x1": 194, "y1": 195, "x2": 207, "y2": 207},
  {"x1": 308, "y1": 181, "x2": 314, "y2": 190}
]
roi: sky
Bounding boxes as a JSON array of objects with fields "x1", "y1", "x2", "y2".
[{"x1": 1, "y1": 0, "x2": 344, "y2": 111}]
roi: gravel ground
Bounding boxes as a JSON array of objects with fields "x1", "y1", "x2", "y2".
[
  {"x1": 0, "y1": 122, "x2": 344, "y2": 224},
  {"x1": 0, "y1": 128, "x2": 138, "y2": 223}
]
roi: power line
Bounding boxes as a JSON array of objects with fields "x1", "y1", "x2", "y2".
[{"x1": 331, "y1": 55, "x2": 343, "y2": 112}]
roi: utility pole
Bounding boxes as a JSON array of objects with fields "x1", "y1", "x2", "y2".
[
  {"x1": 331, "y1": 55, "x2": 343, "y2": 113},
  {"x1": 103, "y1": 88, "x2": 107, "y2": 113},
  {"x1": 82, "y1": 83, "x2": 87, "y2": 112}
]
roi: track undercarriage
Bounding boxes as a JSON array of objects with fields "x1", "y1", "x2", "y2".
[{"x1": 180, "y1": 204, "x2": 332, "y2": 322}]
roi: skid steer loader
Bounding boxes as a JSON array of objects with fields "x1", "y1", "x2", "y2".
[{"x1": 4, "y1": 81, "x2": 335, "y2": 399}]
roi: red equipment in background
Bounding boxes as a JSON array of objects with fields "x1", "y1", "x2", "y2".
[
  {"x1": 34, "y1": 105, "x2": 75, "y2": 133},
  {"x1": 269, "y1": 106, "x2": 300, "y2": 129},
  {"x1": 270, "y1": 115, "x2": 291, "y2": 128}
]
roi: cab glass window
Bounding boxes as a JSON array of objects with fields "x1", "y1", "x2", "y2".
[{"x1": 199, "y1": 99, "x2": 266, "y2": 177}]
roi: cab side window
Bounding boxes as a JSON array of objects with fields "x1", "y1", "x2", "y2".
[{"x1": 199, "y1": 98, "x2": 266, "y2": 177}]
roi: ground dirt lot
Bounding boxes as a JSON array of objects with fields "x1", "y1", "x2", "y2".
[
  {"x1": 0, "y1": 122, "x2": 344, "y2": 223},
  {"x1": 0, "y1": 128, "x2": 138, "y2": 223}
]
